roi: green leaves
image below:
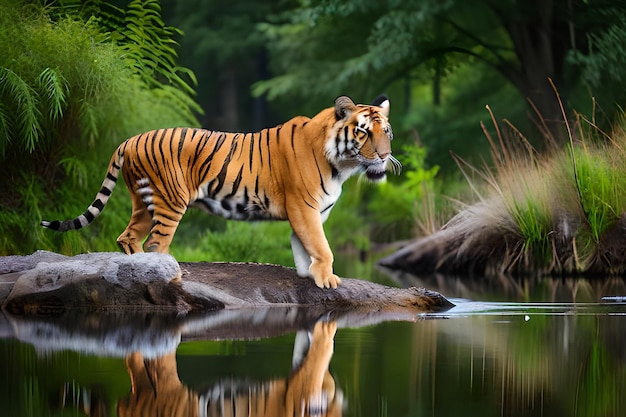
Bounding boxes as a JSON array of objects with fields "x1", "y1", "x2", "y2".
[
  {"x1": 114, "y1": 0, "x2": 201, "y2": 116},
  {"x1": 0, "y1": 0, "x2": 203, "y2": 255},
  {"x1": 0, "y1": 67, "x2": 70, "y2": 156},
  {"x1": 37, "y1": 68, "x2": 68, "y2": 121},
  {"x1": 0, "y1": 68, "x2": 41, "y2": 155}
]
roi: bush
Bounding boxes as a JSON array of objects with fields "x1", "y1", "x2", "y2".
[{"x1": 0, "y1": 0, "x2": 200, "y2": 255}]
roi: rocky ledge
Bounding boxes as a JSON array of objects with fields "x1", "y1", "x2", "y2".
[{"x1": 0, "y1": 251, "x2": 453, "y2": 318}]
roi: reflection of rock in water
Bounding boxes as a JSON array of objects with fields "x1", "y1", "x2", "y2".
[
  {"x1": 119, "y1": 321, "x2": 342, "y2": 417},
  {"x1": 8, "y1": 312, "x2": 184, "y2": 358},
  {"x1": 5, "y1": 301, "x2": 445, "y2": 359}
]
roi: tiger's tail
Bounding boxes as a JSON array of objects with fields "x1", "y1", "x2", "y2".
[{"x1": 41, "y1": 145, "x2": 125, "y2": 232}]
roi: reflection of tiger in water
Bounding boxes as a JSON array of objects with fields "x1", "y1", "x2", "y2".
[
  {"x1": 118, "y1": 321, "x2": 341, "y2": 417},
  {"x1": 41, "y1": 96, "x2": 397, "y2": 288}
]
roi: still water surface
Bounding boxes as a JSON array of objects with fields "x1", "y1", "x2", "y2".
[{"x1": 1, "y1": 262, "x2": 625, "y2": 417}]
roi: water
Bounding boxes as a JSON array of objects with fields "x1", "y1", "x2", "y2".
[{"x1": 1, "y1": 265, "x2": 626, "y2": 417}]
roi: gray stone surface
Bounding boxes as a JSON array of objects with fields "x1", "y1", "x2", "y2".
[{"x1": 1, "y1": 251, "x2": 453, "y2": 316}]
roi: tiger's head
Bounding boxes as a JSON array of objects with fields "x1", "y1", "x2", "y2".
[{"x1": 326, "y1": 95, "x2": 400, "y2": 182}]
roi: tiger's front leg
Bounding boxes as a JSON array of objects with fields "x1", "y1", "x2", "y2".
[{"x1": 288, "y1": 204, "x2": 341, "y2": 289}]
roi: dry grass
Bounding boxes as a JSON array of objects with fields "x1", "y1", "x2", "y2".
[{"x1": 451, "y1": 105, "x2": 626, "y2": 276}]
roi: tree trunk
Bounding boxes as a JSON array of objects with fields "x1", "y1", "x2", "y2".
[{"x1": 491, "y1": 0, "x2": 572, "y2": 146}]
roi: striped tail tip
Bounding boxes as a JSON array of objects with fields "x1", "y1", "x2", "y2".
[
  {"x1": 40, "y1": 217, "x2": 86, "y2": 231},
  {"x1": 40, "y1": 220, "x2": 61, "y2": 230}
]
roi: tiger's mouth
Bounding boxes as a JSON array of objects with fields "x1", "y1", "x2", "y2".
[
  {"x1": 365, "y1": 166, "x2": 387, "y2": 181},
  {"x1": 357, "y1": 154, "x2": 401, "y2": 182},
  {"x1": 358, "y1": 157, "x2": 387, "y2": 182}
]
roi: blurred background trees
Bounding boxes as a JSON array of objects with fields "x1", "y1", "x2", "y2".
[{"x1": 2, "y1": 0, "x2": 626, "y2": 264}]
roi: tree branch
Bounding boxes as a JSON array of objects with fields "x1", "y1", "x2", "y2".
[{"x1": 439, "y1": 16, "x2": 513, "y2": 67}]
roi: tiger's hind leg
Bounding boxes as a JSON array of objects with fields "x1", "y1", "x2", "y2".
[
  {"x1": 141, "y1": 196, "x2": 187, "y2": 254},
  {"x1": 116, "y1": 188, "x2": 153, "y2": 254}
]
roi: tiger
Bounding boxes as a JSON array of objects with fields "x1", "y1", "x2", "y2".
[{"x1": 41, "y1": 95, "x2": 398, "y2": 289}]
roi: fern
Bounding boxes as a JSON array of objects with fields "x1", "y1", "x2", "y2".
[
  {"x1": 0, "y1": 0, "x2": 202, "y2": 255},
  {"x1": 36, "y1": 67, "x2": 68, "y2": 122},
  {"x1": 0, "y1": 102, "x2": 12, "y2": 157},
  {"x1": 117, "y1": 0, "x2": 200, "y2": 112},
  {"x1": 0, "y1": 67, "x2": 42, "y2": 155},
  {"x1": 58, "y1": 156, "x2": 88, "y2": 188},
  {"x1": 56, "y1": 0, "x2": 201, "y2": 119}
]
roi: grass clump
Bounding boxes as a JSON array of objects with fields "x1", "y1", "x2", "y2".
[
  {"x1": 382, "y1": 100, "x2": 626, "y2": 278},
  {"x1": 447, "y1": 108, "x2": 626, "y2": 276}
]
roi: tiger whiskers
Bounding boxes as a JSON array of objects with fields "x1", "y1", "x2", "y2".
[{"x1": 387, "y1": 154, "x2": 402, "y2": 175}]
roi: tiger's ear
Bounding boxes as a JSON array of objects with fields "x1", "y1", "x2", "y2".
[
  {"x1": 372, "y1": 95, "x2": 390, "y2": 118},
  {"x1": 335, "y1": 96, "x2": 356, "y2": 120}
]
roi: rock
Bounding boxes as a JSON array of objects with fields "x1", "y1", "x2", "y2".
[
  {"x1": 2, "y1": 251, "x2": 219, "y2": 315},
  {"x1": 1, "y1": 251, "x2": 453, "y2": 317}
]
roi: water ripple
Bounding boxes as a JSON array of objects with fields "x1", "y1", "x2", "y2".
[{"x1": 422, "y1": 297, "x2": 626, "y2": 318}]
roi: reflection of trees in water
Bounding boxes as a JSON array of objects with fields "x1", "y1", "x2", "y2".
[
  {"x1": 387, "y1": 270, "x2": 626, "y2": 303},
  {"x1": 407, "y1": 308, "x2": 626, "y2": 416},
  {"x1": 118, "y1": 320, "x2": 342, "y2": 417}
]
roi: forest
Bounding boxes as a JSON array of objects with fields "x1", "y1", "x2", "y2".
[{"x1": 2, "y1": 0, "x2": 626, "y2": 277}]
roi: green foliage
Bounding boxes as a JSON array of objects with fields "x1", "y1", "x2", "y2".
[
  {"x1": 0, "y1": 68, "x2": 42, "y2": 155},
  {"x1": 572, "y1": 144, "x2": 626, "y2": 242},
  {"x1": 162, "y1": 0, "x2": 282, "y2": 131},
  {"x1": 253, "y1": 0, "x2": 458, "y2": 101},
  {"x1": 0, "y1": 65, "x2": 69, "y2": 156},
  {"x1": 172, "y1": 220, "x2": 294, "y2": 266},
  {"x1": 58, "y1": 0, "x2": 202, "y2": 124},
  {"x1": 507, "y1": 191, "x2": 552, "y2": 262},
  {"x1": 567, "y1": 7, "x2": 626, "y2": 122},
  {"x1": 403, "y1": 61, "x2": 528, "y2": 173},
  {"x1": 569, "y1": 7, "x2": 626, "y2": 87},
  {"x1": 368, "y1": 142, "x2": 439, "y2": 239},
  {"x1": 0, "y1": 0, "x2": 201, "y2": 255},
  {"x1": 323, "y1": 178, "x2": 374, "y2": 251}
]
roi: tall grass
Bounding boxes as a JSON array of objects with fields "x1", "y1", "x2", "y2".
[{"x1": 459, "y1": 105, "x2": 626, "y2": 275}]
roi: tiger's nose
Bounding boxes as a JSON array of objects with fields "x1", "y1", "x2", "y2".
[{"x1": 378, "y1": 152, "x2": 389, "y2": 159}]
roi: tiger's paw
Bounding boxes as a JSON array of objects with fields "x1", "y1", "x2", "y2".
[
  {"x1": 309, "y1": 260, "x2": 342, "y2": 289},
  {"x1": 313, "y1": 273, "x2": 342, "y2": 289}
]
